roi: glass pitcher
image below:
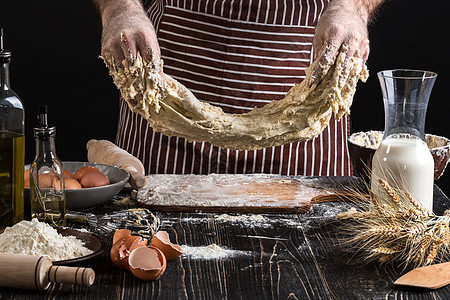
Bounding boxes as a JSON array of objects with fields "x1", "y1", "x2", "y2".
[{"x1": 371, "y1": 69, "x2": 437, "y2": 212}]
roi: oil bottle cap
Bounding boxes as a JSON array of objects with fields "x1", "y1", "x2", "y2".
[
  {"x1": 0, "y1": 28, "x2": 11, "y2": 61},
  {"x1": 34, "y1": 105, "x2": 56, "y2": 139}
]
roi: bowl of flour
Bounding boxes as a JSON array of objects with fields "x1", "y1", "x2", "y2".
[
  {"x1": 348, "y1": 131, "x2": 450, "y2": 182},
  {"x1": 0, "y1": 218, "x2": 105, "y2": 264}
]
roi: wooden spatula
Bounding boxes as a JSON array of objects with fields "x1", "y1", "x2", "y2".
[{"x1": 394, "y1": 262, "x2": 450, "y2": 289}]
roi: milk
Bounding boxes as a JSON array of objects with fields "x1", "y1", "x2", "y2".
[{"x1": 371, "y1": 137, "x2": 434, "y2": 211}]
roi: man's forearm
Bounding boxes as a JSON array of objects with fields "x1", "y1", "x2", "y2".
[
  {"x1": 330, "y1": 0, "x2": 387, "y2": 23},
  {"x1": 357, "y1": 0, "x2": 387, "y2": 22},
  {"x1": 91, "y1": 0, "x2": 146, "y2": 25}
]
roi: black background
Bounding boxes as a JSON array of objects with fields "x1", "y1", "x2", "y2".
[{"x1": 1, "y1": 1, "x2": 449, "y2": 196}]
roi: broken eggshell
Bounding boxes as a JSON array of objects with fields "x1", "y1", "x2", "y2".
[
  {"x1": 151, "y1": 230, "x2": 183, "y2": 261},
  {"x1": 112, "y1": 229, "x2": 132, "y2": 245},
  {"x1": 110, "y1": 235, "x2": 148, "y2": 270},
  {"x1": 129, "y1": 246, "x2": 167, "y2": 281}
]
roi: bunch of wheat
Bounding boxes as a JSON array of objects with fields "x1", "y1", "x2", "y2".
[{"x1": 337, "y1": 178, "x2": 450, "y2": 267}]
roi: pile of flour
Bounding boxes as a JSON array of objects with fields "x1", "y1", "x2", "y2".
[{"x1": 0, "y1": 218, "x2": 93, "y2": 261}]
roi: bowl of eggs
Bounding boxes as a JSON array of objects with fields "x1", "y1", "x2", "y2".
[
  {"x1": 348, "y1": 131, "x2": 450, "y2": 183},
  {"x1": 25, "y1": 162, "x2": 130, "y2": 210}
]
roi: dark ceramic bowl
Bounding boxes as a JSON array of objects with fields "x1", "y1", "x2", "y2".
[
  {"x1": 25, "y1": 162, "x2": 129, "y2": 210},
  {"x1": 348, "y1": 131, "x2": 450, "y2": 183}
]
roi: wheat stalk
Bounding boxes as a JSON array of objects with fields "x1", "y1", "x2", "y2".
[{"x1": 337, "y1": 179, "x2": 450, "y2": 267}]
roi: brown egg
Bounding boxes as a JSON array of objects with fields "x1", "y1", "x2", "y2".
[
  {"x1": 64, "y1": 178, "x2": 82, "y2": 189},
  {"x1": 38, "y1": 173, "x2": 53, "y2": 189},
  {"x1": 128, "y1": 246, "x2": 167, "y2": 281},
  {"x1": 63, "y1": 169, "x2": 76, "y2": 180},
  {"x1": 24, "y1": 169, "x2": 30, "y2": 188},
  {"x1": 74, "y1": 166, "x2": 101, "y2": 181},
  {"x1": 80, "y1": 171, "x2": 110, "y2": 188},
  {"x1": 151, "y1": 231, "x2": 183, "y2": 261},
  {"x1": 25, "y1": 170, "x2": 59, "y2": 189},
  {"x1": 52, "y1": 178, "x2": 63, "y2": 191}
]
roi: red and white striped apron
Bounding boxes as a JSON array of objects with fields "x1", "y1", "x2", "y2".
[{"x1": 116, "y1": 0, "x2": 352, "y2": 176}]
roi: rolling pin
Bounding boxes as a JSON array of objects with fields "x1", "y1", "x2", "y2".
[
  {"x1": 86, "y1": 139, "x2": 147, "y2": 189},
  {"x1": 0, "y1": 254, "x2": 95, "y2": 290}
]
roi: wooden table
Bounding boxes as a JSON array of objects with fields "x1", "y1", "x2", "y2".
[{"x1": 2, "y1": 177, "x2": 450, "y2": 299}]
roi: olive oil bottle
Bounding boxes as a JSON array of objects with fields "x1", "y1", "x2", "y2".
[
  {"x1": 0, "y1": 28, "x2": 25, "y2": 229},
  {"x1": 30, "y1": 106, "x2": 66, "y2": 227}
]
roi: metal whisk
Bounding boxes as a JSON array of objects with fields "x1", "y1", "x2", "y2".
[{"x1": 67, "y1": 209, "x2": 160, "y2": 240}]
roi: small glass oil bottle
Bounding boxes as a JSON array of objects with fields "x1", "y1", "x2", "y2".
[
  {"x1": 30, "y1": 105, "x2": 66, "y2": 226},
  {"x1": 0, "y1": 28, "x2": 25, "y2": 229}
]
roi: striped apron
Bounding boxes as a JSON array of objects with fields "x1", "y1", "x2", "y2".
[{"x1": 116, "y1": 0, "x2": 352, "y2": 176}]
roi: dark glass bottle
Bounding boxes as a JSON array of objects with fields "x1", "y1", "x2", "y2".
[{"x1": 0, "y1": 28, "x2": 25, "y2": 229}]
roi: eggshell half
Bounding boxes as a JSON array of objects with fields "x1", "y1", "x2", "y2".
[
  {"x1": 110, "y1": 238, "x2": 131, "y2": 270},
  {"x1": 129, "y1": 246, "x2": 167, "y2": 281},
  {"x1": 129, "y1": 237, "x2": 148, "y2": 252},
  {"x1": 111, "y1": 231, "x2": 148, "y2": 271},
  {"x1": 151, "y1": 231, "x2": 183, "y2": 260},
  {"x1": 113, "y1": 229, "x2": 132, "y2": 245}
]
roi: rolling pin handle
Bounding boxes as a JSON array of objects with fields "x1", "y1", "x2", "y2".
[
  {"x1": 47, "y1": 266, "x2": 95, "y2": 286},
  {"x1": 121, "y1": 164, "x2": 146, "y2": 189}
]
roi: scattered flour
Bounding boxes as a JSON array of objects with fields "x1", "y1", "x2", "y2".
[
  {"x1": 181, "y1": 244, "x2": 249, "y2": 259},
  {"x1": 160, "y1": 213, "x2": 301, "y2": 229},
  {"x1": 302, "y1": 202, "x2": 351, "y2": 231},
  {"x1": 215, "y1": 214, "x2": 266, "y2": 227},
  {"x1": 0, "y1": 218, "x2": 93, "y2": 261},
  {"x1": 215, "y1": 213, "x2": 301, "y2": 228}
]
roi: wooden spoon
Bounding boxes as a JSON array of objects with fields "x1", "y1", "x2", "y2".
[{"x1": 394, "y1": 262, "x2": 450, "y2": 289}]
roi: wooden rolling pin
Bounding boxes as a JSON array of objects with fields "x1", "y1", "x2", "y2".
[
  {"x1": 86, "y1": 139, "x2": 147, "y2": 189},
  {"x1": 0, "y1": 254, "x2": 95, "y2": 290}
]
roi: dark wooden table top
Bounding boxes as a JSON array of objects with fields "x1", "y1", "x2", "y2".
[{"x1": 2, "y1": 176, "x2": 450, "y2": 299}]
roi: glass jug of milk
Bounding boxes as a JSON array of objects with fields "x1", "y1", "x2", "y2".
[{"x1": 371, "y1": 69, "x2": 437, "y2": 212}]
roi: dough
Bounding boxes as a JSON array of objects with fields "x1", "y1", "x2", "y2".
[{"x1": 103, "y1": 49, "x2": 368, "y2": 151}]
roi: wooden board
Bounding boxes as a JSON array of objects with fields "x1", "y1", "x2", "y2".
[{"x1": 137, "y1": 174, "x2": 362, "y2": 213}]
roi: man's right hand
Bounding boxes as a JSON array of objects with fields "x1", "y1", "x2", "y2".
[{"x1": 93, "y1": 0, "x2": 161, "y2": 70}]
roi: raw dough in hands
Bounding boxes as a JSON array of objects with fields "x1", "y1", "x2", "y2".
[{"x1": 103, "y1": 48, "x2": 368, "y2": 150}]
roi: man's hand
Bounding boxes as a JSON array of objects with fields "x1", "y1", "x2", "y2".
[
  {"x1": 310, "y1": 0, "x2": 384, "y2": 86},
  {"x1": 93, "y1": 0, "x2": 161, "y2": 70}
]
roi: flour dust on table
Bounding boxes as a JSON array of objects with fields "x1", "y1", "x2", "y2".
[{"x1": 180, "y1": 244, "x2": 251, "y2": 260}]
